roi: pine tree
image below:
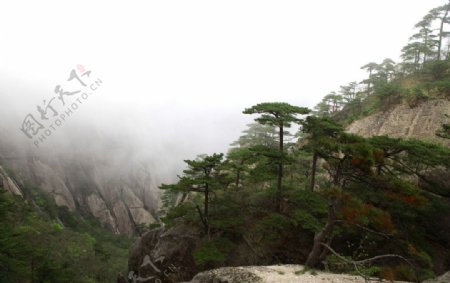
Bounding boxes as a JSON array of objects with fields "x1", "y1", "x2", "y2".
[
  {"x1": 160, "y1": 153, "x2": 228, "y2": 237},
  {"x1": 226, "y1": 147, "x2": 255, "y2": 188},
  {"x1": 323, "y1": 92, "x2": 344, "y2": 113},
  {"x1": 401, "y1": 42, "x2": 423, "y2": 72},
  {"x1": 305, "y1": 133, "x2": 450, "y2": 268},
  {"x1": 301, "y1": 116, "x2": 344, "y2": 192},
  {"x1": 243, "y1": 102, "x2": 310, "y2": 211},
  {"x1": 361, "y1": 62, "x2": 380, "y2": 94},
  {"x1": 379, "y1": 58, "x2": 396, "y2": 82},
  {"x1": 412, "y1": 15, "x2": 437, "y2": 64},
  {"x1": 339, "y1": 82, "x2": 358, "y2": 103},
  {"x1": 429, "y1": 2, "x2": 450, "y2": 60}
]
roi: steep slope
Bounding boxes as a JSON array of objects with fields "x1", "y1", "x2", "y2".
[
  {"x1": 0, "y1": 126, "x2": 173, "y2": 235},
  {"x1": 347, "y1": 99, "x2": 450, "y2": 145},
  {"x1": 0, "y1": 165, "x2": 23, "y2": 196},
  {"x1": 0, "y1": 157, "x2": 159, "y2": 235}
]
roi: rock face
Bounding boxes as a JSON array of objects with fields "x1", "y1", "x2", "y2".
[
  {"x1": 0, "y1": 165, "x2": 23, "y2": 196},
  {"x1": 1, "y1": 153, "x2": 162, "y2": 235},
  {"x1": 0, "y1": 126, "x2": 172, "y2": 235},
  {"x1": 185, "y1": 265, "x2": 410, "y2": 283},
  {"x1": 347, "y1": 99, "x2": 450, "y2": 145},
  {"x1": 126, "y1": 223, "x2": 274, "y2": 282},
  {"x1": 128, "y1": 224, "x2": 202, "y2": 282},
  {"x1": 423, "y1": 271, "x2": 450, "y2": 283}
]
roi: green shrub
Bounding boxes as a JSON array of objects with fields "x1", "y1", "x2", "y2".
[{"x1": 193, "y1": 238, "x2": 235, "y2": 266}]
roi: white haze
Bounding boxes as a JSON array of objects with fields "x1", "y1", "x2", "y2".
[{"x1": 0, "y1": 0, "x2": 445, "y2": 177}]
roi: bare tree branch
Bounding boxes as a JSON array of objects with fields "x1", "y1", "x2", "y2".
[
  {"x1": 335, "y1": 220, "x2": 394, "y2": 239},
  {"x1": 320, "y1": 243, "x2": 419, "y2": 283}
]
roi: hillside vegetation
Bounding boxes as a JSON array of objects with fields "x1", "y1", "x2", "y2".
[
  {"x1": 0, "y1": 168, "x2": 131, "y2": 282},
  {"x1": 157, "y1": 3, "x2": 450, "y2": 282},
  {"x1": 2, "y1": 2, "x2": 450, "y2": 283}
]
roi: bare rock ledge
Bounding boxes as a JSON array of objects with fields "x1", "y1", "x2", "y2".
[{"x1": 184, "y1": 265, "x2": 412, "y2": 283}]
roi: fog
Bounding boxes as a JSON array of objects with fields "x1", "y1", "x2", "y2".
[{"x1": 0, "y1": 0, "x2": 444, "y2": 178}]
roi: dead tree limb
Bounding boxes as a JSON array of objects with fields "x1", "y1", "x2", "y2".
[
  {"x1": 320, "y1": 243, "x2": 419, "y2": 283},
  {"x1": 335, "y1": 220, "x2": 394, "y2": 239}
]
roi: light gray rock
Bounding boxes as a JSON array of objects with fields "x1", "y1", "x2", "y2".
[
  {"x1": 423, "y1": 271, "x2": 450, "y2": 283},
  {"x1": 128, "y1": 224, "x2": 202, "y2": 282},
  {"x1": 0, "y1": 165, "x2": 23, "y2": 196},
  {"x1": 186, "y1": 265, "x2": 411, "y2": 283},
  {"x1": 0, "y1": 143, "x2": 164, "y2": 235},
  {"x1": 347, "y1": 99, "x2": 450, "y2": 146}
]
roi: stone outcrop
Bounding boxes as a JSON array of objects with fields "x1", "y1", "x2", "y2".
[
  {"x1": 185, "y1": 265, "x2": 411, "y2": 283},
  {"x1": 423, "y1": 271, "x2": 450, "y2": 283},
  {"x1": 126, "y1": 223, "x2": 275, "y2": 282},
  {"x1": 0, "y1": 131, "x2": 167, "y2": 235},
  {"x1": 28, "y1": 159, "x2": 77, "y2": 210},
  {"x1": 128, "y1": 224, "x2": 202, "y2": 282},
  {"x1": 8, "y1": 155, "x2": 160, "y2": 235},
  {"x1": 0, "y1": 165, "x2": 23, "y2": 196},
  {"x1": 347, "y1": 99, "x2": 450, "y2": 146}
]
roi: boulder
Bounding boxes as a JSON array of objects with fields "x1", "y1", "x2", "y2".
[
  {"x1": 186, "y1": 265, "x2": 412, "y2": 283},
  {"x1": 423, "y1": 271, "x2": 450, "y2": 283},
  {"x1": 128, "y1": 224, "x2": 202, "y2": 282},
  {"x1": 347, "y1": 99, "x2": 450, "y2": 146}
]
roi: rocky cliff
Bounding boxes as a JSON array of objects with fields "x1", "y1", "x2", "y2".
[
  {"x1": 0, "y1": 154, "x2": 160, "y2": 235},
  {"x1": 347, "y1": 99, "x2": 450, "y2": 145},
  {"x1": 0, "y1": 165, "x2": 23, "y2": 196},
  {"x1": 126, "y1": 223, "x2": 270, "y2": 282},
  {"x1": 0, "y1": 126, "x2": 174, "y2": 235},
  {"x1": 122, "y1": 98, "x2": 450, "y2": 282}
]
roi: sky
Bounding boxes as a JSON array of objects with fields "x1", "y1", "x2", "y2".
[{"x1": 0, "y1": 0, "x2": 446, "y2": 167}]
